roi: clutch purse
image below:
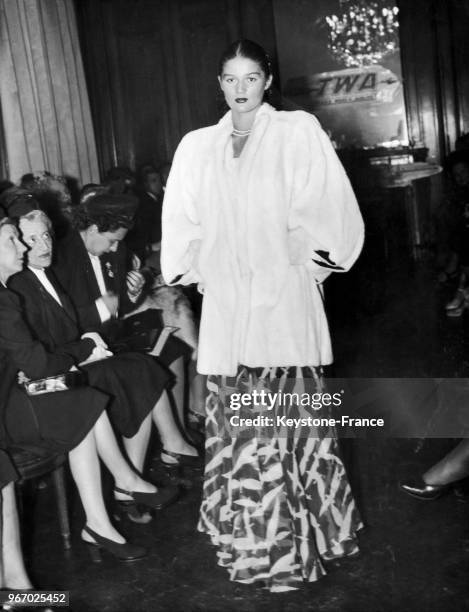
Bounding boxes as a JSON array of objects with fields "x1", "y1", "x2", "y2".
[{"x1": 22, "y1": 370, "x2": 88, "y2": 396}]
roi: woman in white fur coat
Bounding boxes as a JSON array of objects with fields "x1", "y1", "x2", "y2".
[{"x1": 162, "y1": 39, "x2": 364, "y2": 592}]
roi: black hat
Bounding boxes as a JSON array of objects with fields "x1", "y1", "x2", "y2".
[
  {"x1": 0, "y1": 206, "x2": 14, "y2": 228},
  {"x1": 0, "y1": 188, "x2": 39, "y2": 219},
  {"x1": 84, "y1": 193, "x2": 139, "y2": 219},
  {"x1": 79, "y1": 184, "x2": 110, "y2": 206}
]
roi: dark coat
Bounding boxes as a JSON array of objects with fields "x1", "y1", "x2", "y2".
[
  {"x1": 52, "y1": 229, "x2": 137, "y2": 333},
  {"x1": 8, "y1": 268, "x2": 170, "y2": 438},
  {"x1": 8, "y1": 269, "x2": 95, "y2": 363},
  {"x1": 0, "y1": 282, "x2": 94, "y2": 381},
  {"x1": 53, "y1": 230, "x2": 189, "y2": 365},
  {"x1": 0, "y1": 283, "x2": 104, "y2": 452}
]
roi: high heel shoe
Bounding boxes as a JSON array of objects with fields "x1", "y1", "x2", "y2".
[
  {"x1": 158, "y1": 459, "x2": 194, "y2": 489},
  {"x1": 399, "y1": 478, "x2": 452, "y2": 500},
  {"x1": 113, "y1": 500, "x2": 153, "y2": 524},
  {"x1": 82, "y1": 525, "x2": 147, "y2": 562},
  {"x1": 114, "y1": 483, "x2": 179, "y2": 510},
  {"x1": 160, "y1": 448, "x2": 204, "y2": 469},
  {"x1": 446, "y1": 289, "x2": 469, "y2": 317}
]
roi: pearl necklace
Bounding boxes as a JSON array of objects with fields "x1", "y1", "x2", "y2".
[{"x1": 232, "y1": 127, "x2": 251, "y2": 137}]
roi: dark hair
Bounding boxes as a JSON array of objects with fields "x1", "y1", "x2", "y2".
[
  {"x1": 0, "y1": 180, "x2": 14, "y2": 197},
  {"x1": 72, "y1": 194, "x2": 137, "y2": 233},
  {"x1": 218, "y1": 39, "x2": 273, "y2": 81},
  {"x1": 73, "y1": 207, "x2": 134, "y2": 233}
]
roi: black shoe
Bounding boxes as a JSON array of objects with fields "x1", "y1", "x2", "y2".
[
  {"x1": 113, "y1": 500, "x2": 153, "y2": 524},
  {"x1": 114, "y1": 484, "x2": 179, "y2": 510},
  {"x1": 399, "y1": 478, "x2": 452, "y2": 500},
  {"x1": 160, "y1": 448, "x2": 204, "y2": 469},
  {"x1": 158, "y1": 460, "x2": 194, "y2": 489},
  {"x1": 82, "y1": 526, "x2": 147, "y2": 562}
]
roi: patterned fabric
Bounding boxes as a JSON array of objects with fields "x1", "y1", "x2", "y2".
[{"x1": 198, "y1": 366, "x2": 362, "y2": 592}]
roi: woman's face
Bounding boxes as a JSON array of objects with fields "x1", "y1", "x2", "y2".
[
  {"x1": 218, "y1": 55, "x2": 272, "y2": 117},
  {"x1": 84, "y1": 226, "x2": 128, "y2": 256},
  {"x1": 19, "y1": 215, "x2": 53, "y2": 269},
  {"x1": 0, "y1": 223, "x2": 27, "y2": 282}
]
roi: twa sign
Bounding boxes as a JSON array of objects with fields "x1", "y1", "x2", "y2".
[{"x1": 286, "y1": 65, "x2": 400, "y2": 106}]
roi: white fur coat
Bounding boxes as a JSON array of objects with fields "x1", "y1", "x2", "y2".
[{"x1": 162, "y1": 104, "x2": 364, "y2": 375}]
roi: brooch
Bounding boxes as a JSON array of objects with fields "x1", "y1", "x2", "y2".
[{"x1": 105, "y1": 261, "x2": 114, "y2": 278}]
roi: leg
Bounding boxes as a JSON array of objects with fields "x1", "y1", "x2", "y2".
[
  {"x1": 152, "y1": 391, "x2": 198, "y2": 464},
  {"x1": 68, "y1": 427, "x2": 125, "y2": 543},
  {"x1": 189, "y1": 369, "x2": 206, "y2": 418},
  {"x1": 1, "y1": 482, "x2": 32, "y2": 589},
  {"x1": 90, "y1": 411, "x2": 158, "y2": 499},
  {"x1": 69, "y1": 422, "x2": 148, "y2": 559},
  {"x1": 168, "y1": 357, "x2": 186, "y2": 432},
  {"x1": 122, "y1": 413, "x2": 152, "y2": 474},
  {"x1": 424, "y1": 439, "x2": 469, "y2": 485}
]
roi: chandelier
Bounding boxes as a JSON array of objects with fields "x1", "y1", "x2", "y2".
[{"x1": 325, "y1": 0, "x2": 400, "y2": 68}]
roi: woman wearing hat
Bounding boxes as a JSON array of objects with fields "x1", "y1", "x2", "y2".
[
  {"x1": 0, "y1": 207, "x2": 175, "y2": 560},
  {"x1": 52, "y1": 193, "x2": 200, "y2": 476}
]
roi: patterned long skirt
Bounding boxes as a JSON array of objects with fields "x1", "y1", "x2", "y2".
[{"x1": 198, "y1": 366, "x2": 362, "y2": 592}]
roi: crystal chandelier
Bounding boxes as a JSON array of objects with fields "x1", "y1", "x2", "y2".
[{"x1": 325, "y1": 0, "x2": 400, "y2": 68}]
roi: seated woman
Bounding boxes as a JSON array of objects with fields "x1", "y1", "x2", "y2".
[
  {"x1": 7, "y1": 201, "x2": 200, "y2": 497},
  {"x1": 0, "y1": 209, "x2": 175, "y2": 560},
  {"x1": 51, "y1": 192, "x2": 200, "y2": 470}
]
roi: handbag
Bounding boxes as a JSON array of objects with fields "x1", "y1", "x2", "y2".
[{"x1": 22, "y1": 370, "x2": 88, "y2": 396}]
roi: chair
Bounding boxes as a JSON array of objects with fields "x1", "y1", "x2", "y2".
[{"x1": 10, "y1": 447, "x2": 71, "y2": 550}]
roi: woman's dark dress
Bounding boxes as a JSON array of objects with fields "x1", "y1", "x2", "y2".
[
  {"x1": 0, "y1": 286, "x2": 106, "y2": 453},
  {"x1": 8, "y1": 269, "x2": 171, "y2": 438}
]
